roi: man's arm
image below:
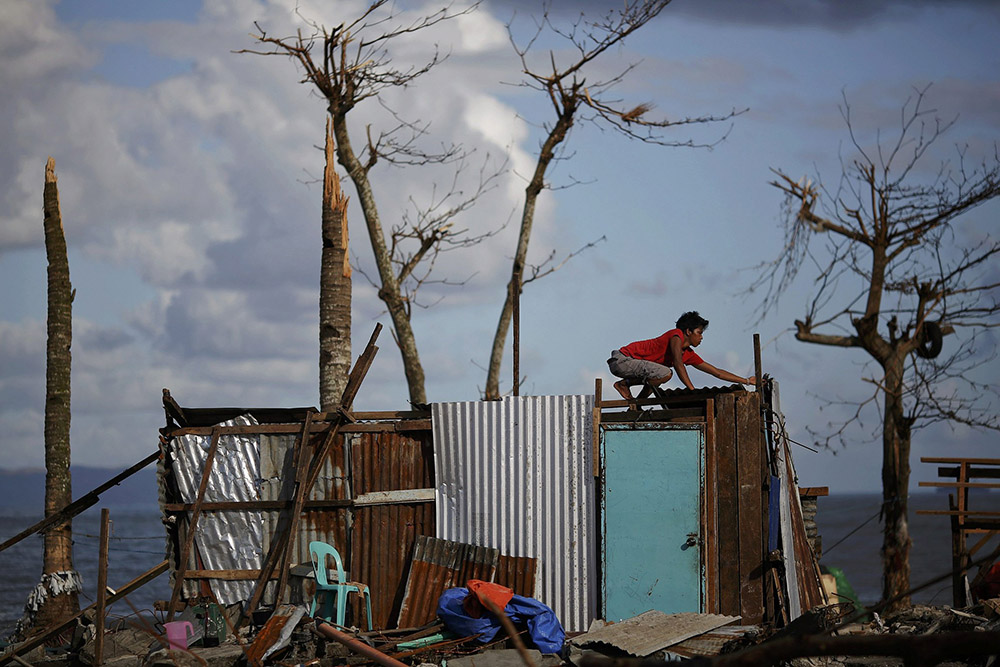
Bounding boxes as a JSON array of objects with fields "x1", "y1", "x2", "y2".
[
  {"x1": 668, "y1": 336, "x2": 696, "y2": 389},
  {"x1": 693, "y1": 362, "x2": 755, "y2": 386}
]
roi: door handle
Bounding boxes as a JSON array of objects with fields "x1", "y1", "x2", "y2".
[{"x1": 684, "y1": 533, "x2": 699, "y2": 548}]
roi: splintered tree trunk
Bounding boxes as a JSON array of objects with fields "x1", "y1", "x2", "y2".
[
  {"x1": 319, "y1": 121, "x2": 352, "y2": 410},
  {"x1": 36, "y1": 157, "x2": 79, "y2": 627},
  {"x1": 880, "y1": 354, "x2": 912, "y2": 611}
]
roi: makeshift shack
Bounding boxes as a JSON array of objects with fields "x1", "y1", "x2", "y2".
[{"x1": 156, "y1": 375, "x2": 825, "y2": 633}]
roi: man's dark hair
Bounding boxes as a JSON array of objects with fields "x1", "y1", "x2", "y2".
[{"x1": 676, "y1": 311, "x2": 709, "y2": 332}]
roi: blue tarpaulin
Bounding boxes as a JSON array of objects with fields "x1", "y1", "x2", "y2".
[{"x1": 437, "y1": 588, "x2": 566, "y2": 654}]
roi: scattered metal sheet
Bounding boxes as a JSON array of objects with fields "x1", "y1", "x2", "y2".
[
  {"x1": 433, "y1": 395, "x2": 596, "y2": 632},
  {"x1": 665, "y1": 624, "x2": 759, "y2": 659},
  {"x1": 397, "y1": 535, "x2": 500, "y2": 627},
  {"x1": 245, "y1": 603, "x2": 306, "y2": 665},
  {"x1": 570, "y1": 610, "x2": 740, "y2": 657}
]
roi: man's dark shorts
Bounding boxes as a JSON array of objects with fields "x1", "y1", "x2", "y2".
[{"x1": 607, "y1": 349, "x2": 673, "y2": 383}]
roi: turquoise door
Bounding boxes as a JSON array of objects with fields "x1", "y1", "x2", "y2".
[{"x1": 601, "y1": 425, "x2": 704, "y2": 620}]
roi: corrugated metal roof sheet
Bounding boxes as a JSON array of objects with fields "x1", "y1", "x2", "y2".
[
  {"x1": 571, "y1": 611, "x2": 741, "y2": 657},
  {"x1": 432, "y1": 395, "x2": 596, "y2": 632}
]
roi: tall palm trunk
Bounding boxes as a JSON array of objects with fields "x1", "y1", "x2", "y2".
[
  {"x1": 319, "y1": 121, "x2": 352, "y2": 410},
  {"x1": 35, "y1": 157, "x2": 80, "y2": 628}
]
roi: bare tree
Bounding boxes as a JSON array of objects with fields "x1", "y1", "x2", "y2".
[
  {"x1": 241, "y1": 2, "x2": 502, "y2": 405},
  {"x1": 484, "y1": 0, "x2": 743, "y2": 399},
  {"x1": 14, "y1": 158, "x2": 81, "y2": 640},
  {"x1": 751, "y1": 86, "x2": 1000, "y2": 609},
  {"x1": 319, "y1": 120, "x2": 351, "y2": 410}
]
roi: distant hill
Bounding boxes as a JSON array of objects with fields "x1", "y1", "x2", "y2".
[{"x1": 0, "y1": 465, "x2": 159, "y2": 511}]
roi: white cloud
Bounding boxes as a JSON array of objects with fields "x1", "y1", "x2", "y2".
[{"x1": 1, "y1": 0, "x2": 998, "y2": 485}]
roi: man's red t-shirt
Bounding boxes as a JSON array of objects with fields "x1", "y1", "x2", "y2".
[{"x1": 619, "y1": 328, "x2": 705, "y2": 366}]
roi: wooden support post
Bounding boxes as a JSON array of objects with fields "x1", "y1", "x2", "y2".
[
  {"x1": 592, "y1": 379, "x2": 601, "y2": 478},
  {"x1": 715, "y1": 393, "x2": 740, "y2": 616},
  {"x1": 167, "y1": 426, "x2": 223, "y2": 620},
  {"x1": 704, "y1": 398, "x2": 718, "y2": 613},
  {"x1": 753, "y1": 333, "x2": 762, "y2": 395},
  {"x1": 513, "y1": 283, "x2": 519, "y2": 397},
  {"x1": 736, "y1": 393, "x2": 764, "y2": 623},
  {"x1": 95, "y1": 508, "x2": 110, "y2": 666},
  {"x1": 273, "y1": 411, "x2": 317, "y2": 604}
]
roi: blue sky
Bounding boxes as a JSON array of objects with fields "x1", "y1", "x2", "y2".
[{"x1": 1, "y1": 0, "x2": 997, "y2": 494}]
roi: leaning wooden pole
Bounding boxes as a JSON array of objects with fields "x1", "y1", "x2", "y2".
[{"x1": 35, "y1": 156, "x2": 80, "y2": 629}]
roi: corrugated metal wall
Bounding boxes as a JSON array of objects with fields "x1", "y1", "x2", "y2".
[
  {"x1": 349, "y1": 431, "x2": 436, "y2": 629},
  {"x1": 260, "y1": 431, "x2": 351, "y2": 607},
  {"x1": 170, "y1": 415, "x2": 263, "y2": 603},
  {"x1": 432, "y1": 395, "x2": 596, "y2": 632}
]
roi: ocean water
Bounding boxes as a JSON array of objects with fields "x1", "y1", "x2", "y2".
[
  {"x1": 1, "y1": 505, "x2": 170, "y2": 638},
  {"x1": 814, "y1": 492, "x2": 999, "y2": 608},
  {"x1": 1, "y1": 492, "x2": 997, "y2": 637}
]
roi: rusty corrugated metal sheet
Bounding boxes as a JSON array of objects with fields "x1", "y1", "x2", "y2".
[
  {"x1": 350, "y1": 430, "x2": 436, "y2": 629},
  {"x1": 397, "y1": 535, "x2": 500, "y2": 627},
  {"x1": 432, "y1": 395, "x2": 596, "y2": 632},
  {"x1": 495, "y1": 554, "x2": 537, "y2": 598}
]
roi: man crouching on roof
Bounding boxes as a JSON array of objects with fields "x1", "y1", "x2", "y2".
[{"x1": 607, "y1": 311, "x2": 757, "y2": 401}]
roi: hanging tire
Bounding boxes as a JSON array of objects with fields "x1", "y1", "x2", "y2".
[{"x1": 915, "y1": 321, "x2": 943, "y2": 359}]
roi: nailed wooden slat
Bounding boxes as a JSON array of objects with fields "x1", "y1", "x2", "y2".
[
  {"x1": 167, "y1": 426, "x2": 222, "y2": 621},
  {"x1": 736, "y1": 393, "x2": 764, "y2": 624},
  {"x1": 166, "y1": 421, "x2": 432, "y2": 437},
  {"x1": 919, "y1": 481, "x2": 1000, "y2": 489},
  {"x1": 593, "y1": 379, "x2": 602, "y2": 478},
  {"x1": 920, "y1": 457, "x2": 1000, "y2": 464},
  {"x1": 164, "y1": 499, "x2": 353, "y2": 512},
  {"x1": 353, "y1": 489, "x2": 435, "y2": 505},
  {"x1": 704, "y1": 398, "x2": 719, "y2": 613},
  {"x1": 714, "y1": 393, "x2": 740, "y2": 616},
  {"x1": 601, "y1": 407, "x2": 705, "y2": 423}
]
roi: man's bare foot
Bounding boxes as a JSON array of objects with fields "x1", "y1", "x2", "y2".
[{"x1": 613, "y1": 380, "x2": 633, "y2": 401}]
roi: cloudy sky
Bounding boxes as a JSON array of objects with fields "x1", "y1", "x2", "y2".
[{"x1": 1, "y1": 0, "x2": 997, "y2": 493}]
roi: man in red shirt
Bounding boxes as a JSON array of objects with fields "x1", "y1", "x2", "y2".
[{"x1": 607, "y1": 311, "x2": 756, "y2": 401}]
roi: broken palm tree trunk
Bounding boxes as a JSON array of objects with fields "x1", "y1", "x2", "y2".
[
  {"x1": 15, "y1": 158, "x2": 80, "y2": 640},
  {"x1": 320, "y1": 118, "x2": 352, "y2": 410}
]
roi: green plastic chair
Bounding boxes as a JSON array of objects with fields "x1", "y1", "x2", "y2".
[{"x1": 309, "y1": 540, "x2": 373, "y2": 630}]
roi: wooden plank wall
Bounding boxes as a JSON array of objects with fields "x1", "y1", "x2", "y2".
[
  {"x1": 711, "y1": 391, "x2": 767, "y2": 625},
  {"x1": 714, "y1": 393, "x2": 741, "y2": 616}
]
